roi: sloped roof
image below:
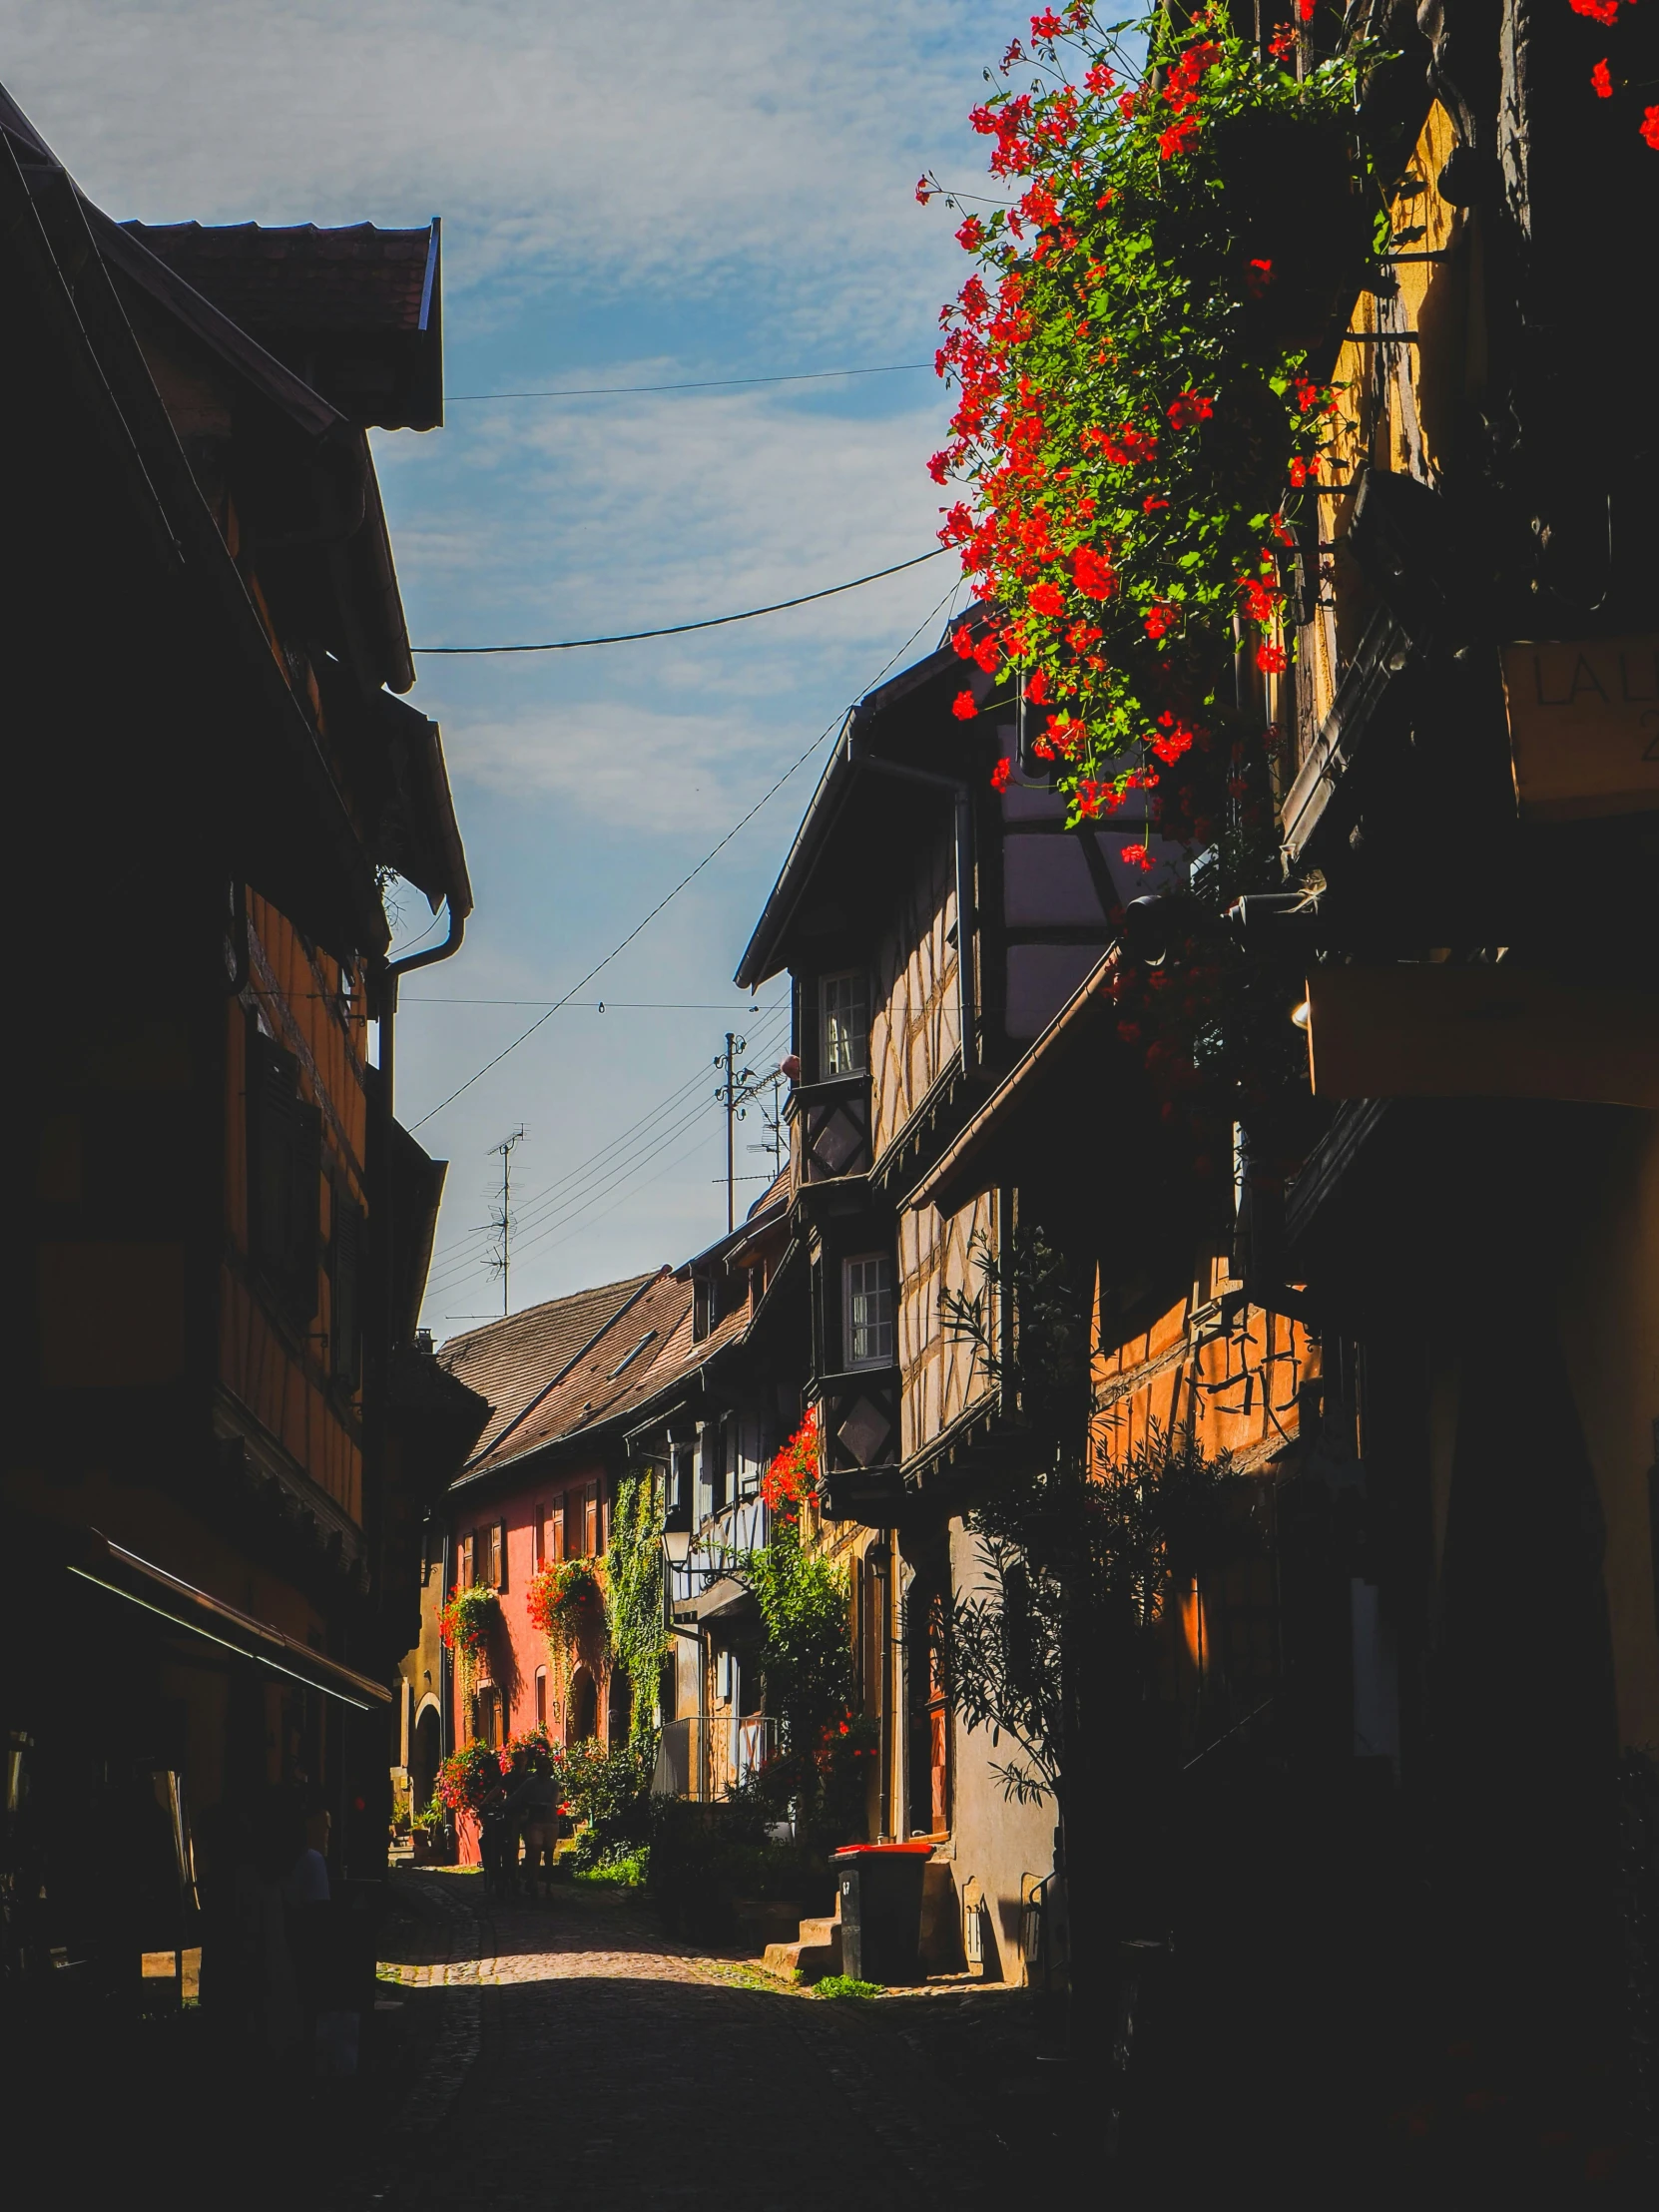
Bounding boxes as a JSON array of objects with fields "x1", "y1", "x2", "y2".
[
  {"x1": 441, "y1": 1271, "x2": 693, "y2": 1482},
  {"x1": 125, "y1": 222, "x2": 435, "y2": 335},
  {"x1": 436, "y1": 1239, "x2": 794, "y2": 1490}
]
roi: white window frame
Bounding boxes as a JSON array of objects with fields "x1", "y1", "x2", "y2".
[
  {"x1": 843, "y1": 1252, "x2": 894, "y2": 1370},
  {"x1": 820, "y1": 970, "x2": 868, "y2": 1078}
]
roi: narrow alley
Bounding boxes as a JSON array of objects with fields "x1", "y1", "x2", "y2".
[{"x1": 357, "y1": 1873, "x2": 1021, "y2": 2212}]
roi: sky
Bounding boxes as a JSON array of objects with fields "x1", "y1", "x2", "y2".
[{"x1": 5, "y1": 0, "x2": 1014, "y2": 1336}]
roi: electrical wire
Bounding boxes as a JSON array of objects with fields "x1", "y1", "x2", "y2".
[
  {"x1": 406, "y1": 572, "x2": 961, "y2": 1137},
  {"x1": 422, "y1": 1062, "x2": 716, "y2": 1272},
  {"x1": 422, "y1": 1010, "x2": 790, "y2": 1296},
  {"x1": 444, "y1": 361, "x2": 932, "y2": 402},
  {"x1": 410, "y1": 546, "x2": 947, "y2": 656},
  {"x1": 421, "y1": 1008, "x2": 788, "y2": 1284}
]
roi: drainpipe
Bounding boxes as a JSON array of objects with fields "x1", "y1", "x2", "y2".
[
  {"x1": 365, "y1": 891, "x2": 468, "y2": 1716},
  {"x1": 844, "y1": 723, "x2": 977, "y2": 1079},
  {"x1": 375, "y1": 893, "x2": 469, "y2": 1351}
]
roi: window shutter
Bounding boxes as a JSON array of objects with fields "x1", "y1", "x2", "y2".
[
  {"x1": 288, "y1": 1097, "x2": 321, "y2": 1321},
  {"x1": 584, "y1": 1483, "x2": 599, "y2": 1558},
  {"x1": 493, "y1": 1520, "x2": 507, "y2": 1590},
  {"x1": 458, "y1": 1532, "x2": 474, "y2": 1587},
  {"x1": 330, "y1": 1182, "x2": 363, "y2": 1389},
  {"x1": 247, "y1": 1023, "x2": 320, "y2": 1322}
]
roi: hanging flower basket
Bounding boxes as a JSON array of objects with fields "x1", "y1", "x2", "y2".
[
  {"x1": 927, "y1": 4, "x2": 1376, "y2": 825},
  {"x1": 439, "y1": 1584, "x2": 498, "y2": 1700},
  {"x1": 527, "y1": 1557, "x2": 610, "y2": 1696}
]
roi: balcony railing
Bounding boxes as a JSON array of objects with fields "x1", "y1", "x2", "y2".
[
  {"x1": 650, "y1": 1713, "x2": 782, "y2": 1801},
  {"x1": 666, "y1": 1494, "x2": 770, "y2": 1608}
]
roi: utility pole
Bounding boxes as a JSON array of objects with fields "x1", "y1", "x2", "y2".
[
  {"x1": 716, "y1": 1034, "x2": 745, "y2": 1232},
  {"x1": 484, "y1": 1126, "x2": 525, "y2": 1318}
]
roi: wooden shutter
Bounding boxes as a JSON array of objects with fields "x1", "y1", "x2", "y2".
[
  {"x1": 457, "y1": 1531, "x2": 474, "y2": 1587},
  {"x1": 491, "y1": 1520, "x2": 506, "y2": 1590},
  {"x1": 330, "y1": 1181, "x2": 363, "y2": 1389},
  {"x1": 247, "y1": 1023, "x2": 320, "y2": 1321},
  {"x1": 584, "y1": 1483, "x2": 599, "y2": 1557}
]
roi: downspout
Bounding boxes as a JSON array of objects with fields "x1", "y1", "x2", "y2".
[
  {"x1": 844, "y1": 722, "x2": 977, "y2": 1078},
  {"x1": 376, "y1": 893, "x2": 469, "y2": 1349},
  {"x1": 367, "y1": 891, "x2": 468, "y2": 1709}
]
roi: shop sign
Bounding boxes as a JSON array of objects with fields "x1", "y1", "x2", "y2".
[{"x1": 1503, "y1": 636, "x2": 1659, "y2": 820}]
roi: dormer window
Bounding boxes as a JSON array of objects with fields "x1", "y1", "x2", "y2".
[{"x1": 820, "y1": 971, "x2": 867, "y2": 1077}]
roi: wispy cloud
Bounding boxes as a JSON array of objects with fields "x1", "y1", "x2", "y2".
[
  {"x1": 7, "y1": 0, "x2": 1006, "y2": 339},
  {"x1": 5, "y1": 0, "x2": 1009, "y2": 1308}
]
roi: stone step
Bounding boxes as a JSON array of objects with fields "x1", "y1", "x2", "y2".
[{"x1": 758, "y1": 1906, "x2": 841, "y2": 1984}]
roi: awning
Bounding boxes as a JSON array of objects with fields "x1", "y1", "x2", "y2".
[{"x1": 68, "y1": 1532, "x2": 392, "y2": 1710}]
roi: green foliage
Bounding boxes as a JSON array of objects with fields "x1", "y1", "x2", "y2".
[
  {"x1": 562, "y1": 1734, "x2": 658, "y2": 1835},
  {"x1": 747, "y1": 1516, "x2": 854, "y2": 1754},
  {"x1": 573, "y1": 1842, "x2": 651, "y2": 1887},
  {"x1": 941, "y1": 1228, "x2": 1255, "y2": 1804},
  {"x1": 814, "y1": 1975, "x2": 882, "y2": 2002},
  {"x1": 608, "y1": 1469, "x2": 671, "y2": 1735}
]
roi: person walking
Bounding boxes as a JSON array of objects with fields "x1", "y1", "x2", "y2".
[{"x1": 507, "y1": 1750, "x2": 560, "y2": 1900}]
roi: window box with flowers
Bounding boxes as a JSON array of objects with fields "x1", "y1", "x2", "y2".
[
  {"x1": 439, "y1": 1583, "x2": 499, "y2": 1702},
  {"x1": 526, "y1": 1555, "x2": 611, "y2": 1703}
]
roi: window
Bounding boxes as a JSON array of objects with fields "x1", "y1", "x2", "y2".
[
  {"x1": 246, "y1": 1022, "x2": 321, "y2": 1321},
  {"x1": 545, "y1": 1501, "x2": 566, "y2": 1564},
  {"x1": 486, "y1": 1521, "x2": 505, "y2": 1590},
  {"x1": 843, "y1": 1254, "x2": 893, "y2": 1369},
  {"x1": 534, "y1": 1667, "x2": 548, "y2": 1729},
  {"x1": 820, "y1": 971, "x2": 867, "y2": 1078}
]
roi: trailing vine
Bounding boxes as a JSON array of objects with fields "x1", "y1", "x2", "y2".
[
  {"x1": 438, "y1": 1584, "x2": 497, "y2": 1701},
  {"x1": 607, "y1": 1469, "x2": 671, "y2": 1737},
  {"x1": 526, "y1": 1555, "x2": 610, "y2": 1708},
  {"x1": 925, "y1": 3, "x2": 1373, "y2": 833}
]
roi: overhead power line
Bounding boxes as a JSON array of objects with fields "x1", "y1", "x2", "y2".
[
  {"x1": 421, "y1": 1027, "x2": 784, "y2": 1294},
  {"x1": 410, "y1": 546, "x2": 948, "y2": 656},
  {"x1": 404, "y1": 572, "x2": 962, "y2": 1136},
  {"x1": 445, "y1": 361, "x2": 932, "y2": 402}
]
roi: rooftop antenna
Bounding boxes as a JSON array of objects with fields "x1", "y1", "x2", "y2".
[{"x1": 483, "y1": 1126, "x2": 526, "y2": 1317}]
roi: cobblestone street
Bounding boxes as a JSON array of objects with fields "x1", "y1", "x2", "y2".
[{"x1": 355, "y1": 1872, "x2": 1023, "y2": 2212}]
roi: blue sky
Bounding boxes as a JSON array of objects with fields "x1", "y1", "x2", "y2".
[{"x1": 8, "y1": 0, "x2": 1013, "y2": 1333}]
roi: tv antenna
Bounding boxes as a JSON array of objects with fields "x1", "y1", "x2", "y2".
[{"x1": 483, "y1": 1126, "x2": 526, "y2": 1317}]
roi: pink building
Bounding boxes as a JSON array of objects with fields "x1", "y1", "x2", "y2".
[{"x1": 433, "y1": 1269, "x2": 695, "y2": 1851}]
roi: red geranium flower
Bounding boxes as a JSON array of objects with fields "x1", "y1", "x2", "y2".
[
  {"x1": 1256, "y1": 642, "x2": 1288, "y2": 675},
  {"x1": 1591, "y1": 59, "x2": 1613, "y2": 97},
  {"x1": 1643, "y1": 105, "x2": 1659, "y2": 149},
  {"x1": 1028, "y1": 581, "x2": 1065, "y2": 617},
  {"x1": 951, "y1": 689, "x2": 978, "y2": 721},
  {"x1": 1167, "y1": 389, "x2": 1215, "y2": 429},
  {"x1": 990, "y1": 757, "x2": 1013, "y2": 793},
  {"x1": 1570, "y1": 0, "x2": 1618, "y2": 23},
  {"x1": 1072, "y1": 544, "x2": 1117, "y2": 599}
]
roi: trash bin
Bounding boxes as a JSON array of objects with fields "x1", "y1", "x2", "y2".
[{"x1": 831, "y1": 1841, "x2": 933, "y2": 1984}]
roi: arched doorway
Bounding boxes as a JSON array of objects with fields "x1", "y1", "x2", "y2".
[
  {"x1": 411, "y1": 1702, "x2": 440, "y2": 1818},
  {"x1": 569, "y1": 1668, "x2": 598, "y2": 1743}
]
